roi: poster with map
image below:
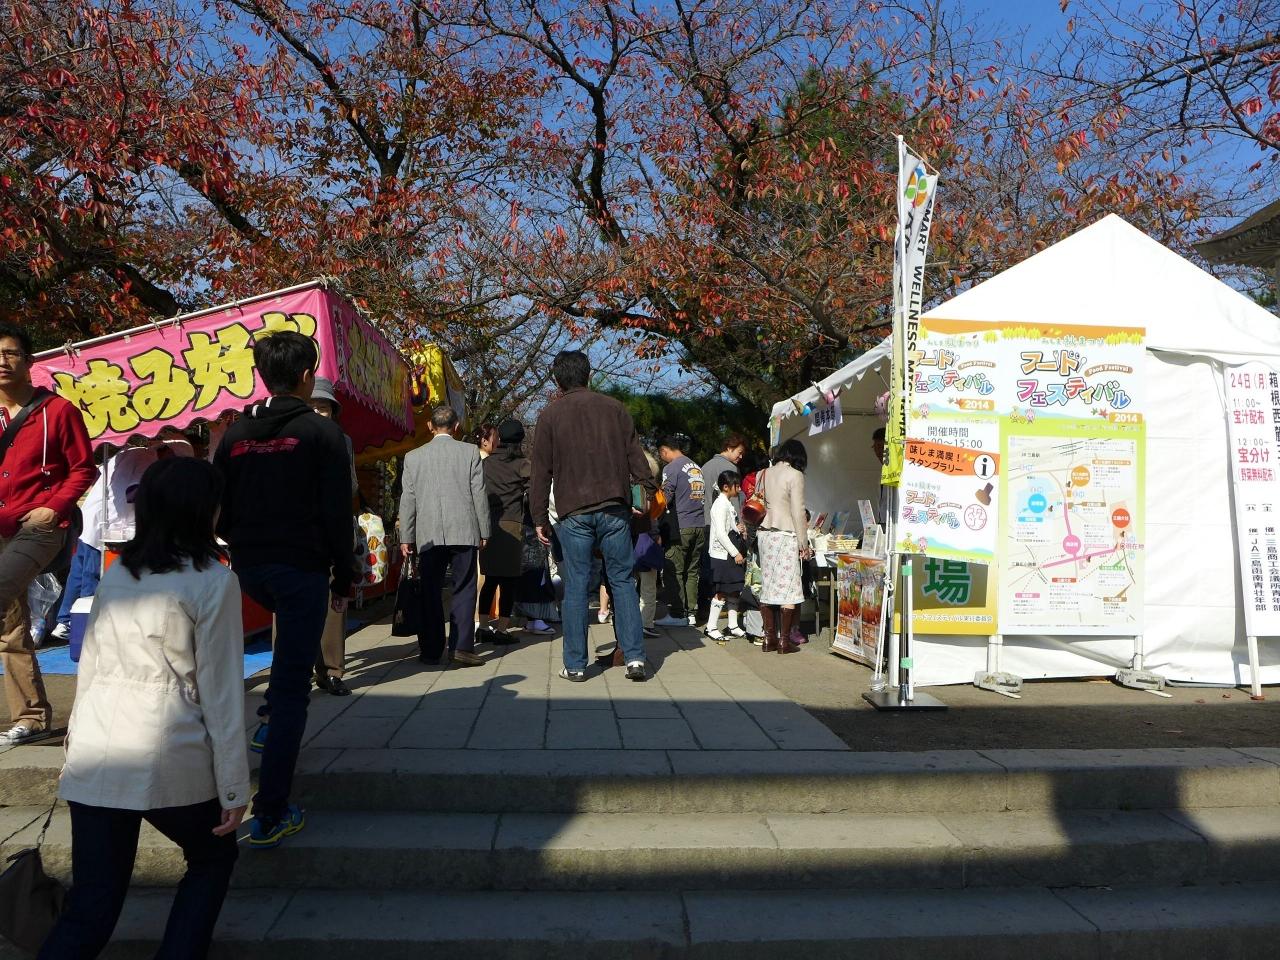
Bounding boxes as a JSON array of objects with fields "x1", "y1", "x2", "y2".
[
  {"x1": 995, "y1": 324, "x2": 1144, "y2": 633},
  {"x1": 910, "y1": 317, "x2": 1145, "y2": 634},
  {"x1": 1000, "y1": 434, "x2": 1143, "y2": 632}
]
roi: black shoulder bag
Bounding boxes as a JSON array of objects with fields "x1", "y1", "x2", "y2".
[
  {"x1": 0, "y1": 387, "x2": 52, "y2": 463},
  {"x1": 0, "y1": 801, "x2": 65, "y2": 951},
  {"x1": 0, "y1": 388, "x2": 83, "y2": 573}
]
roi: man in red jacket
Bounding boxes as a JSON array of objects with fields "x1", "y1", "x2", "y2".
[{"x1": 0, "y1": 324, "x2": 97, "y2": 744}]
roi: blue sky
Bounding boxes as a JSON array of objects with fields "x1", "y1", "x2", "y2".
[{"x1": 973, "y1": 0, "x2": 1068, "y2": 44}]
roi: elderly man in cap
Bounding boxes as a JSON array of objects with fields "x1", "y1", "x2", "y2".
[{"x1": 307, "y1": 376, "x2": 358, "y2": 695}]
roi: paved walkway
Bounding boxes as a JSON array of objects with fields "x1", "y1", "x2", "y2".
[{"x1": 260, "y1": 617, "x2": 849, "y2": 756}]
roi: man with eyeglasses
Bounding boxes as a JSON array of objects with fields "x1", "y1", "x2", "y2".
[{"x1": 0, "y1": 324, "x2": 97, "y2": 744}]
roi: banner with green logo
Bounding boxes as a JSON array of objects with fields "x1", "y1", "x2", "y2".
[{"x1": 883, "y1": 138, "x2": 939, "y2": 487}]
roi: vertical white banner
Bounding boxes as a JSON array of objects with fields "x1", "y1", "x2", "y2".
[
  {"x1": 884, "y1": 137, "x2": 939, "y2": 487},
  {"x1": 1225, "y1": 361, "x2": 1280, "y2": 636}
]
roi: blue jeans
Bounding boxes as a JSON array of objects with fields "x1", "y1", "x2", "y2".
[
  {"x1": 55, "y1": 542, "x2": 101, "y2": 629},
  {"x1": 234, "y1": 563, "x2": 329, "y2": 823},
  {"x1": 557, "y1": 507, "x2": 645, "y2": 671}
]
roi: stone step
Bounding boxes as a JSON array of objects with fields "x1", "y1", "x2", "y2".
[
  {"x1": 4, "y1": 746, "x2": 1279, "y2": 813},
  {"x1": 5, "y1": 805, "x2": 1280, "y2": 893},
  {"x1": 3, "y1": 882, "x2": 1276, "y2": 959}
]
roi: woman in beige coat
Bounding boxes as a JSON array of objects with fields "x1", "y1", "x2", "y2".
[
  {"x1": 756, "y1": 439, "x2": 809, "y2": 654},
  {"x1": 42, "y1": 457, "x2": 247, "y2": 960}
]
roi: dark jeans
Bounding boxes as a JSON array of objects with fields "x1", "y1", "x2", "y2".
[
  {"x1": 418, "y1": 545, "x2": 478, "y2": 659},
  {"x1": 39, "y1": 799, "x2": 237, "y2": 960},
  {"x1": 557, "y1": 507, "x2": 645, "y2": 672},
  {"x1": 664, "y1": 527, "x2": 706, "y2": 618},
  {"x1": 235, "y1": 563, "x2": 329, "y2": 822},
  {"x1": 56, "y1": 542, "x2": 101, "y2": 629}
]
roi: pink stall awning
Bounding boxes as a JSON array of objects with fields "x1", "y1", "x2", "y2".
[{"x1": 34, "y1": 280, "x2": 413, "y2": 455}]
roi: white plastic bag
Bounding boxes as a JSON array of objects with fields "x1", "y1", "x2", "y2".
[{"x1": 27, "y1": 572, "x2": 63, "y2": 647}]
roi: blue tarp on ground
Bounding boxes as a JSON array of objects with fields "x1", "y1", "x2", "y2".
[{"x1": 0, "y1": 634, "x2": 276, "y2": 679}]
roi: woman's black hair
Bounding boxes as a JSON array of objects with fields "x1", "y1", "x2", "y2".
[
  {"x1": 772, "y1": 438, "x2": 808, "y2": 472},
  {"x1": 120, "y1": 457, "x2": 225, "y2": 579},
  {"x1": 716, "y1": 469, "x2": 741, "y2": 491}
]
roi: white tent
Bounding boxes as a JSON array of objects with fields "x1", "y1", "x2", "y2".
[{"x1": 773, "y1": 214, "x2": 1280, "y2": 686}]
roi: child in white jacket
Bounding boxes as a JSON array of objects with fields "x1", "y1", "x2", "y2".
[{"x1": 706, "y1": 470, "x2": 748, "y2": 641}]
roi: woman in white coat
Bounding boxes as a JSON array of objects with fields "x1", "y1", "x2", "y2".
[{"x1": 40, "y1": 456, "x2": 248, "y2": 960}]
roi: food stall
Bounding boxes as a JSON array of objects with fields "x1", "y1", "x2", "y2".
[{"x1": 33, "y1": 279, "x2": 414, "y2": 635}]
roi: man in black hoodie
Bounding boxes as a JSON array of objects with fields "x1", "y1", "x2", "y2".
[{"x1": 213, "y1": 331, "x2": 356, "y2": 849}]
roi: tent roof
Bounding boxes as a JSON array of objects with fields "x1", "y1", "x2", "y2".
[
  {"x1": 769, "y1": 338, "x2": 891, "y2": 422},
  {"x1": 771, "y1": 215, "x2": 1280, "y2": 425},
  {"x1": 927, "y1": 214, "x2": 1280, "y2": 361}
]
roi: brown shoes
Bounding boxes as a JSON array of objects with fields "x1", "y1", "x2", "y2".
[
  {"x1": 760, "y1": 606, "x2": 779, "y2": 652},
  {"x1": 452, "y1": 650, "x2": 485, "y2": 667},
  {"x1": 777, "y1": 608, "x2": 800, "y2": 654}
]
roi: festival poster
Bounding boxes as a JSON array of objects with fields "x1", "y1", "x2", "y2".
[
  {"x1": 1224, "y1": 362, "x2": 1280, "y2": 636},
  {"x1": 994, "y1": 323, "x2": 1145, "y2": 634},
  {"x1": 910, "y1": 556, "x2": 998, "y2": 636},
  {"x1": 833, "y1": 553, "x2": 887, "y2": 664},
  {"x1": 907, "y1": 316, "x2": 1145, "y2": 634},
  {"x1": 897, "y1": 420, "x2": 999, "y2": 565}
]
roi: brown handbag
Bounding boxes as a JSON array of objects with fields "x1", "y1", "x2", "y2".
[
  {"x1": 740, "y1": 469, "x2": 768, "y2": 526},
  {"x1": 0, "y1": 802, "x2": 64, "y2": 952}
]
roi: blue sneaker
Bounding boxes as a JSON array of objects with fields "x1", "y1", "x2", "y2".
[
  {"x1": 249, "y1": 722, "x2": 268, "y2": 754},
  {"x1": 247, "y1": 805, "x2": 306, "y2": 849}
]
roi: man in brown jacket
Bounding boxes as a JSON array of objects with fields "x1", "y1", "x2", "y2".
[{"x1": 531, "y1": 351, "x2": 656, "y2": 682}]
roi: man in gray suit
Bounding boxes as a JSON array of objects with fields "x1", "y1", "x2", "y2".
[{"x1": 399, "y1": 406, "x2": 490, "y2": 666}]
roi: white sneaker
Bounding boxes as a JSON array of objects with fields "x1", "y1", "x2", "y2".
[
  {"x1": 0, "y1": 724, "x2": 39, "y2": 745},
  {"x1": 654, "y1": 615, "x2": 687, "y2": 627},
  {"x1": 51, "y1": 622, "x2": 71, "y2": 641},
  {"x1": 687, "y1": 615, "x2": 697, "y2": 626}
]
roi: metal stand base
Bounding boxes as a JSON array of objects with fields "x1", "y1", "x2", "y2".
[
  {"x1": 1115, "y1": 668, "x2": 1172, "y2": 698},
  {"x1": 974, "y1": 670, "x2": 1023, "y2": 699},
  {"x1": 862, "y1": 689, "x2": 948, "y2": 711}
]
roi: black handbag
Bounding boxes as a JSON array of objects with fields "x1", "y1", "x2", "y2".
[
  {"x1": 0, "y1": 802, "x2": 63, "y2": 952},
  {"x1": 391, "y1": 555, "x2": 421, "y2": 637}
]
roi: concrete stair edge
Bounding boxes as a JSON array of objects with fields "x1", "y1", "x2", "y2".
[
  {"x1": 3, "y1": 882, "x2": 1277, "y2": 960},
  {"x1": 3, "y1": 746, "x2": 1277, "y2": 812},
  {"x1": 5, "y1": 806, "x2": 1280, "y2": 893}
]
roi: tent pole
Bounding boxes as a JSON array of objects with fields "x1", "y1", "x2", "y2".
[
  {"x1": 1247, "y1": 635, "x2": 1264, "y2": 699},
  {"x1": 99, "y1": 453, "x2": 110, "y2": 578}
]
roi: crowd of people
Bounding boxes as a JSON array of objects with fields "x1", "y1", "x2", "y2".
[{"x1": 0, "y1": 326, "x2": 814, "y2": 958}]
